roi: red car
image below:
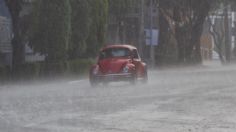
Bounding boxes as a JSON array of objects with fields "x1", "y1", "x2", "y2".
[{"x1": 89, "y1": 44, "x2": 148, "y2": 86}]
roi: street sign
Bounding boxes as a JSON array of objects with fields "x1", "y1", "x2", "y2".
[{"x1": 145, "y1": 29, "x2": 159, "y2": 46}]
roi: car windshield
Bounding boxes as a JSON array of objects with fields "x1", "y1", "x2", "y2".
[{"x1": 99, "y1": 48, "x2": 130, "y2": 59}]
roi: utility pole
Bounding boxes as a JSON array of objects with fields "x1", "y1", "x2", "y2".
[
  {"x1": 150, "y1": 0, "x2": 155, "y2": 67},
  {"x1": 138, "y1": 0, "x2": 144, "y2": 58}
]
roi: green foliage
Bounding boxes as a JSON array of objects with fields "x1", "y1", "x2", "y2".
[
  {"x1": 68, "y1": 59, "x2": 95, "y2": 75},
  {"x1": 108, "y1": 0, "x2": 134, "y2": 19},
  {"x1": 159, "y1": 0, "x2": 212, "y2": 64},
  {"x1": 69, "y1": 0, "x2": 90, "y2": 58},
  {"x1": 29, "y1": 0, "x2": 71, "y2": 62},
  {"x1": 29, "y1": 0, "x2": 109, "y2": 60},
  {"x1": 41, "y1": 61, "x2": 68, "y2": 76},
  {"x1": 0, "y1": 65, "x2": 10, "y2": 81},
  {"x1": 11, "y1": 59, "x2": 94, "y2": 79},
  {"x1": 69, "y1": 0, "x2": 109, "y2": 58},
  {"x1": 17, "y1": 62, "x2": 41, "y2": 79},
  {"x1": 86, "y1": 0, "x2": 108, "y2": 57}
]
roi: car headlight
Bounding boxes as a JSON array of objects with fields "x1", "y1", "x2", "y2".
[
  {"x1": 93, "y1": 66, "x2": 99, "y2": 75},
  {"x1": 123, "y1": 65, "x2": 129, "y2": 73}
]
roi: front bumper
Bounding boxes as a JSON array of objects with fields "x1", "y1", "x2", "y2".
[{"x1": 94, "y1": 73, "x2": 133, "y2": 82}]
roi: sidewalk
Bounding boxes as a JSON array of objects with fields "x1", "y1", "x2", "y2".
[{"x1": 203, "y1": 60, "x2": 222, "y2": 67}]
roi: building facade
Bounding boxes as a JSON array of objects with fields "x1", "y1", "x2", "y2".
[
  {"x1": 0, "y1": 16, "x2": 12, "y2": 66},
  {"x1": 0, "y1": 0, "x2": 44, "y2": 66},
  {"x1": 0, "y1": 0, "x2": 12, "y2": 66}
]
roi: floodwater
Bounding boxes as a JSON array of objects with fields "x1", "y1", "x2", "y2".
[{"x1": 0, "y1": 61, "x2": 236, "y2": 132}]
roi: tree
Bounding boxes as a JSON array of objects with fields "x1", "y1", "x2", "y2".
[
  {"x1": 69, "y1": 0, "x2": 90, "y2": 59},
  {"x1": 207, "y1": 14, "x2": 226, "y2": 63},
  {"x1": 207, "y1": 0, "x2": 236, "y2": 63},
  {"x1": 86, "y1": 0, "x2": 108, "y2": 57},
  {"x1": 29, "y1": 0, "x2": 71, "y2": 62},
  {"x1": 4, "y1": 0, "x2": 24, "y2": 71},
  {"x1": 159, "y1": 0, "x2": 211, "y2": 64},
  {"x1": 108, "y1": 0, "x2": 134, "y2": 43}
]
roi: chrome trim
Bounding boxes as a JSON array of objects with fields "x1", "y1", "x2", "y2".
[{"x1": 97, "y1": 73, "x2": 132, "y2": 77}]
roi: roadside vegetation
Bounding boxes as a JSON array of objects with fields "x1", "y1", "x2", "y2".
[{"x1": 1, "y1": 0, "x2": 236, "y2": 81}]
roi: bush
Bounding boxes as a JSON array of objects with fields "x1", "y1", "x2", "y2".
[
  {"x1": 16, "y1": 62, "x2": 41, "y2": 80},
  {"x1": 0, "y1": 65, "x2": 10, "y2": 81},
  {"x1": 41, "y1": 61, "x2": 68, "y2": 76},
  {"x1": 68, "y1": 59, "x2": 95, "y2": 76},
  {"x1": 0, "y1": 59, "x2": 95, "y2": 81}
]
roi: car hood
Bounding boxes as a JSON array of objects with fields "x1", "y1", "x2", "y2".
[{"x1": 98, "y1": 58, "x2": 130, "y2": 74}]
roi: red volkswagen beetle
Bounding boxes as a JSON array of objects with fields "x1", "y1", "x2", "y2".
[{"x1": 89, "y1": 44, "x2": 148, "y2": 86}]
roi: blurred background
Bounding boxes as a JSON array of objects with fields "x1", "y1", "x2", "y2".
[{"x1": 0, "y1": 0, "x2": 236, "y2": 80}]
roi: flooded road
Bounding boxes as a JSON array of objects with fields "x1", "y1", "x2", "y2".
[{"x1": 1, "y1": 61, "x2": 236, "y2": 132}]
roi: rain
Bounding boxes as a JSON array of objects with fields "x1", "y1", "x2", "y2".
[{"x1": 1, "y1": 0, "x2": 236, "y2": 132}]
